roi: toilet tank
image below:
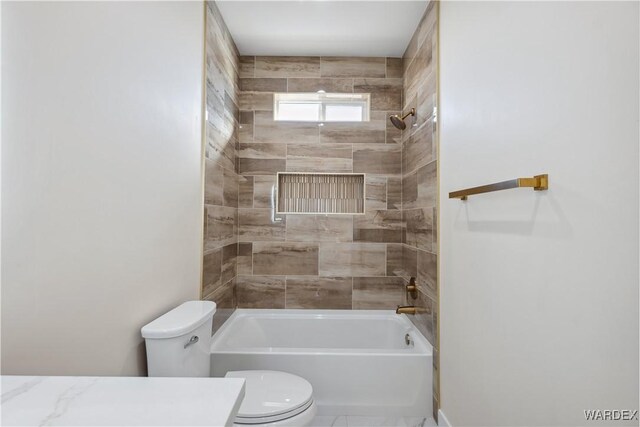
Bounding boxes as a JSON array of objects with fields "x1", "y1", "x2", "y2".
[{"x1": 141, "y1": 301, "x2": 215, "y2": 377}]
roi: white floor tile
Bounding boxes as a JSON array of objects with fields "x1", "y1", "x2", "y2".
[
  {"x1": 311, "y1": 415, "x2": 435, "y2": 427},
  {"x1": 421, "y1": 417, "x2": 438, "y2": 427},
  {"x1": 346, "y1": 416, "x2": 380, "y2": 426},
  {"x1": 310, "y1": 415, "x2": 348, "y2": 427},
  {"x1": 346, "y1": 416, "x2": 398, "y2": 426},
  {"x1": 400, "y1": 417, "x2": 436, "y2": 427}
]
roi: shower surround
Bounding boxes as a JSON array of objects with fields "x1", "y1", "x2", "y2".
[
  {"x1": 202, "y1": 2, "x2": 240, "y2": 331},
  {"x1": 202, "y1": 0, "x2": 438, "y2": 373},
  {"x1": 234, "y1": 55, "x2": 407, "y2": 313},
  {"x1": 401, "y1": 0, "x2": 439, "y2": 419}
]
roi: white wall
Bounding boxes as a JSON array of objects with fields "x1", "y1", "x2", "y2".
[
  {"x1": 439, "y1": 2, "x2": 639, "y2": 426},
  {"x1": 1, "y1": 1, "x2": 204, "y2": 376}
]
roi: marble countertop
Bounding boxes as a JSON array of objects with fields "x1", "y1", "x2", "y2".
[{"x1": 1, "y1": 375, "x2": 245, "y2": 426}]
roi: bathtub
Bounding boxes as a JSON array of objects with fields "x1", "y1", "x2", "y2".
[{"x1": 210, "y1": 309, "x2": 432, "y2": 418}]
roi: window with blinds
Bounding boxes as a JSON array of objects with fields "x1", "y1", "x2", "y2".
[{"x1": 277, "y1": 173, "x2": 365, "y2": 214}]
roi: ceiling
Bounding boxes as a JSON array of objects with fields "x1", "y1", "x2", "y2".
[{"x1": 215, "y1": 1, "x2": 428, "y2": 57}]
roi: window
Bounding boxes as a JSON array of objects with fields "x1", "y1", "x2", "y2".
[{"x1": 274, "y1": 93, "x2": 370, "y2": 122}]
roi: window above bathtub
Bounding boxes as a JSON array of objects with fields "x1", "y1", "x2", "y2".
[{"x1": 273, "y1": 92, "x2": 370, "y2": 122}]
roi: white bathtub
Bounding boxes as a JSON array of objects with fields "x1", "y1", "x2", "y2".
[{"x1": 210, "y1": 309, "x2": 432, "y2": 418}]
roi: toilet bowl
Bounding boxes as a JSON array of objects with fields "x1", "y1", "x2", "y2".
[
  {"x1": 226, "y1": 370, "x2": 316, "y2": 426},
  {"x1": 141, "y1": 301, "x2": 316, "y2": 427}
]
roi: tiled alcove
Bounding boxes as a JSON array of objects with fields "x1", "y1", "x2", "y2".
[{"x1": 277, "y1": 173, "x2": 365, "y2": 215}]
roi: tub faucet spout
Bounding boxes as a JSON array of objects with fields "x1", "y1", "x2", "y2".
[{"x1": 396, "y1": 305, "x2": 418, "y2": 315}]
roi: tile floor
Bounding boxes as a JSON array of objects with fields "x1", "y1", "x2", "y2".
[{"x1": 310, "y1": 416, "x2": 436, "y2": 427}]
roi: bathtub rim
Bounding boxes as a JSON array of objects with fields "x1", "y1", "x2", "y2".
[{"x1": 210, "y1": 309, "x2": 433, "y2": 356}]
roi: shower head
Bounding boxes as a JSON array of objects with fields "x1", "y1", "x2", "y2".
[{"x1": 389, "y1": 108, "x2": 416, "y2": 130}]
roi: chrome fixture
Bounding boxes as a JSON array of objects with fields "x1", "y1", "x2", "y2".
[
  {"x1": 389, "y1": 108, "x2": 415, "y2": 130},
  {"x1": 404, "y1": 333, "x2": 414, "y2": 346},
  {"x1": 183, "y1": 335, "x2": 199, "y2": 349}
]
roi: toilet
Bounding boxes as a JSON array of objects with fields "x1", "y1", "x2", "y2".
[{"x1": 141, "y1": 301, "x2": 316, "y2": 426}]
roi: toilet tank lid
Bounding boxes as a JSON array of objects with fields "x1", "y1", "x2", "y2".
[{"x1": 141, "y1": 301, "x2": 216, "y2": 339}]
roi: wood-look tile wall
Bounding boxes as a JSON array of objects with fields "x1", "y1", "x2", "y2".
[
  {"x1": 402, "y1": 0, "x2": 439, "y2": 421},
  {"x1": 202, "y1": 2, "x2": 240, "y2": 331},
  {"x1": 236, "y1": 55, "x2": 407, "y2": 311},
  {"x1": 203, "y1": 0, "x2": 438, "y2": 416},
  {"x1": 202, "y1": 6, "x2": 439, "y2": 400}
]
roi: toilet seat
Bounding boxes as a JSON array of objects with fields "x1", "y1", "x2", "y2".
[{"x1": 225, "y1": 370, "x2": 314, "y2": 425}]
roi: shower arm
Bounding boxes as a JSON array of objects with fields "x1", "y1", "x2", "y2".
[{"x1": 400, "y1": 109, "x2": 415, "y2": 120}]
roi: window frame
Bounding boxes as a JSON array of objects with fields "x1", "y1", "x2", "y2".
[{"x1": 273, "y1": 92, "x2": 371, "y2": 123}]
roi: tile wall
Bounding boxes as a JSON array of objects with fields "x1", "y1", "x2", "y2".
[
  {"x1": 201, "y1": 3, "x2": 439, "y2": 418},
  {"x1": 201, "y1": 2, "x2": 240, "y2": 331},
  {"x1": 401, "y1": 0, "x2": 439, "y2": 420},
  {"x1": 236, "y1": 55, "x2": 407, "y2": 310}
]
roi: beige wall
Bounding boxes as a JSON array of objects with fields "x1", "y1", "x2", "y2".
[
  {"x1": 1, "y1": 1, "x2": 205, "y2": 375},
  {"x1": 439, "y1": 2, "x2": 639, "y2": 425}
]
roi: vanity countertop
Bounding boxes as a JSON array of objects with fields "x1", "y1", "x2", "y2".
[{"x1": 1, "y1": 375, "x2": 245, "y2": 426}]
